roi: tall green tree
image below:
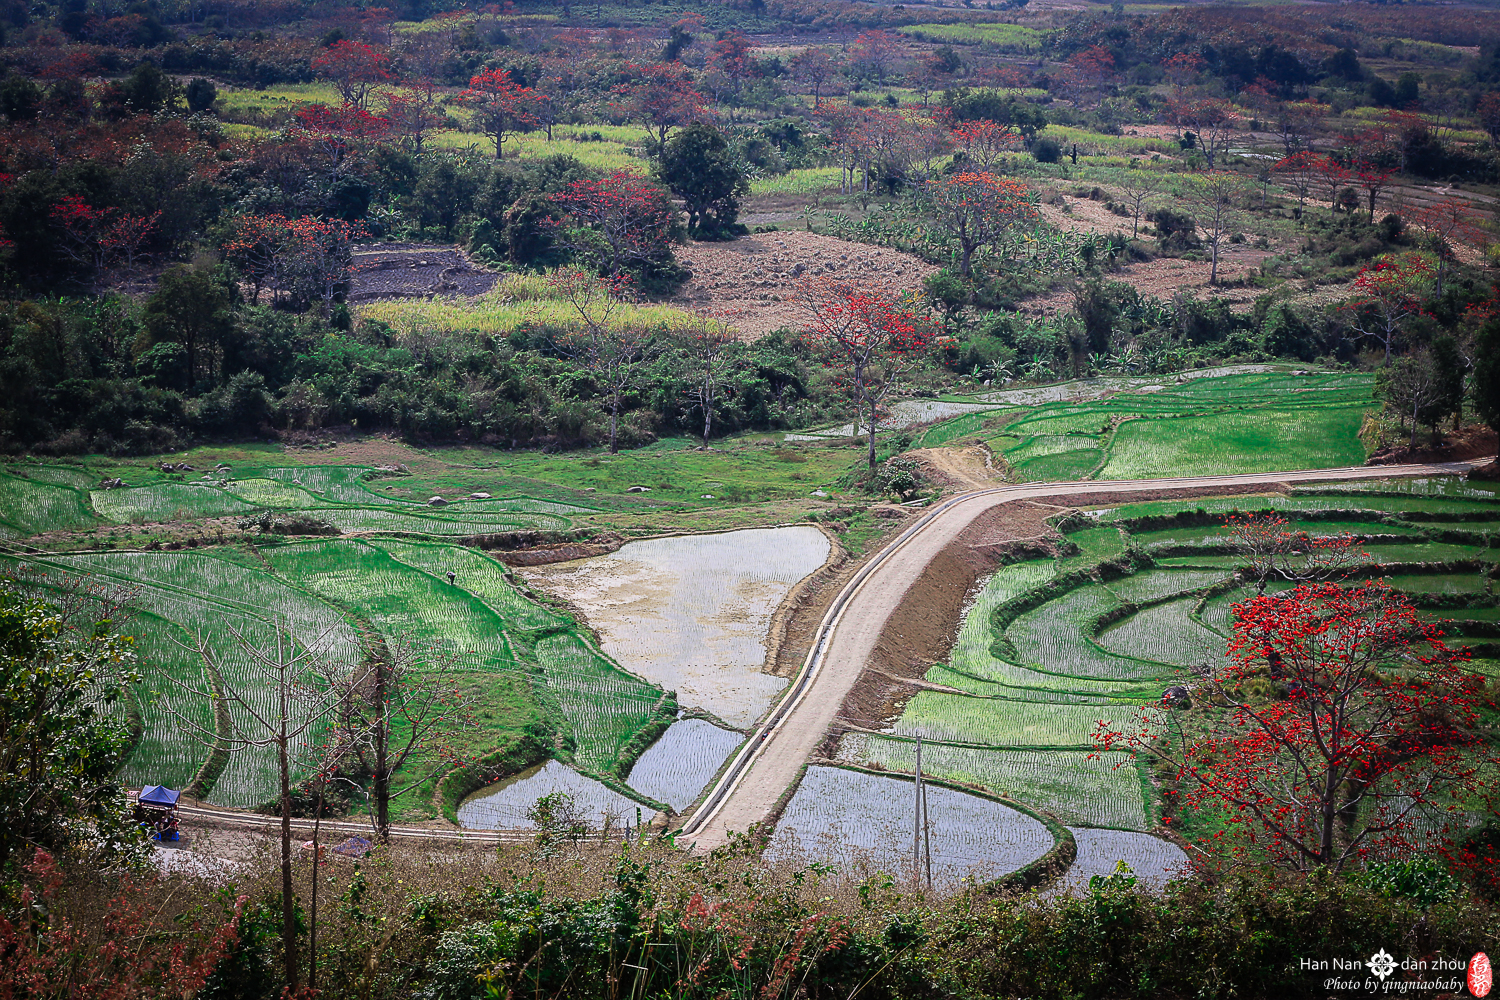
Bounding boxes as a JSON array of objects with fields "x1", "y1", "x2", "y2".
[
  {"x1": 1475, "y1": 317, "x2": 1500, "y2": 459},
  {"x1": 655, "y1": 122, "x2": 748, "y2": 240},
  {"x1": 140, "y1": 264, "x2": 234, "y2": 388},
  {"x1": 0, "y1": 577, "x2": 142, "y2": 874}
]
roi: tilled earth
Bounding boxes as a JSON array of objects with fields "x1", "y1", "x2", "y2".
[
  {"x1": 671, "y1": 231, "x2": 938, "y2": 339},
  {"x1": 349, "y1": 243, "x2": 499, "y2": 301}
]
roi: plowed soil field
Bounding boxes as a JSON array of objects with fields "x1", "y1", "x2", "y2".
[{"x1": 671, "y1": 232, "x2": 938, "y2": 339}]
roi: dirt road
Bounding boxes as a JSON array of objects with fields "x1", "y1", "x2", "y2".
[{"x1": 681, "y1": 461, "x2": 1480, "y2": 849}]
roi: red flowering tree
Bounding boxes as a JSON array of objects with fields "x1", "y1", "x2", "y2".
[
  {"x1": 1096, "y1": 582, "x2": 1496, "y2": 872},
  {"x1": 382, "y1": 81, "x2": 448, "y2": 153},
  {"x1": 1226, "y1": 511, "x2": 1364, "y2": 595},
  {"x1": 927, "y1": 172, "x2": 1038, "y2": 276},
  {"x1": 848, "y1": 29, "x2": 899, "y2": 82},
  {"x1": 1409, "y1": 196, "x2": 1487, "y2": 296},
  {"x1": 619, "y1": 62, "x2": 706, "y2": 149},
  {"x1": 790, "y1": 47, "x2": 840, "y2": 109},
  {"x1": 222, "y1": 213, "x2": 364, "y2": 312},
  {"x1": 800, "y1": 280, "x2": 935, "y2": 469},
  {"x1": 292, "y1": 102, "x2": 389, "y2": 176},
  {"x1": 1271, "y1": 150, "x2": 1318, "y2": 215},
  {"x1": 288, "y1": 215, "x2": 366, "y2": 314},
  {"x1": 1343, "y1": 251, "x2": 1434, "y2": 366},
  {"x1": 1161, "y1": 52, "x2": 1205, "y2": 94},
  {"x1": 951, "y1": 119, "x2": 1016, "y2": 171},
  {"x1": 1167, "y1": 97, "x2": 1237, "y2": 169},
  {"x1": 459, "y1": 68, "x2": 542, "y2": 159},
  {"x1": 0, "y1": 849, "x2": 245, "y2": 999},
  {"x1": 312, "y1": 39, "x2": 392, "y2": 109},
  {"x1": 223, "y1": 213, "x2": 299, "y2": 306},
  {"x1": 49, "y1": 196, "x2": 160, "y2": 287},
  {"x1": 1312, "y1": 153, "x2": 1351, "y2": 218},
  {"x1": 551, "y1": 170, "x2": 674, "y2": 279}
]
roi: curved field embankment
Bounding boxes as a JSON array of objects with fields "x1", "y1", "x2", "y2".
[{"x1": 680, "y1": 459, "x2": 1481, "y2": 851}]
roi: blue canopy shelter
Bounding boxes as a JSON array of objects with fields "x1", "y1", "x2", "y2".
[
  {"x1": 137, "y1": 786, "x2": 182, "y2": 841},
  {"x1": 139, "y1": 786, "x2": 180, "y2": 807}
]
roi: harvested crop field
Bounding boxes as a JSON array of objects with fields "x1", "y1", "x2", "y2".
[
  {"x1": 520, "y1": 527, "x2": 832, "y2": 728},
  {"x1": 349, "y1": 243, "x2": 499, "y2": 301},
  {"x1": 671, "y1": 232, "x2": 938, "y2": 339}
]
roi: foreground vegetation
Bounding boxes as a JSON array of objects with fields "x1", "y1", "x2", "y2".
[{"x1": 4, "y1": 834, "x2": 1496, "y2": 1000}]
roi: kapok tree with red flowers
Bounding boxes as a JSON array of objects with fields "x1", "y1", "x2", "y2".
[
  {"x1": 951, "y1": 119, "x2": 1016, "y2": 171},
  {"x1": 1409, "y1": 196, "x2": 1487, "y2": 297},
  {"x1": 381, "y1": 81, "x2": 448, "y2": 153},
  {"x1": 926, "y1": 172, "x2": 1037, "y2": 276},
  {"x1": 800, "y1": 279, "x2": 935, "y2": 470},
  {"x1": 312, "y1": 39, "x2": 392, "y2": 109},
  {"x1": 49, "y1": 196, "x2": 161, "y2": 288},
  {"x1": 1343, "y1": 251, "x2": 1434, "y2": 366},
  {"x1": 288, "y1": 215, "x2": 366, "y2": 315},
  {"x1": 1226, "y1": 511, "x2": 1365, "y2": 595},
  {"x1": 1096, "y1": 581, "x2": 1496, "y2": 872},
  {"x1": 459, "y1": 68, "x2": 542, "y2": 159},
  {"x1": 618, "y1": 62, "x2": 706, "y2": 149},
  {"x1": 551, "y1": 170, "x2": 675, "y2": 280},
  {"x1": 292, "y1": 102, "x2": 389, "y2": 177}
]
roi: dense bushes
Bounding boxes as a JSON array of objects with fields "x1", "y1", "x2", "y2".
[
  {"x1": 0, "y1": 294, "x2": 831, "y2": 454},
  {"x1": 6, "y1": 838, "x2": 1494, "y2": 1000}
]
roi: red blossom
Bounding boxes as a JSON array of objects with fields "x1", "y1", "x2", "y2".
[{"x1": 1094, "y1": 581, "x2": 1496, "y2": 872}]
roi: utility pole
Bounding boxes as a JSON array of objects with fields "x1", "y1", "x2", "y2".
[{"x1": 914, "y1": 736, "x2": 932, "y2": 890}]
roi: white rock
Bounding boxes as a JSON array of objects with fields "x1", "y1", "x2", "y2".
[{"x1": 470, "y1": 492, "x2": 492, "y2": 499}]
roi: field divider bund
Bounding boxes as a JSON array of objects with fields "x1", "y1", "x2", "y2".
[
  {"x1": 165, "y1": 803, "x2": 534, "y2": 842},
  {"x1": 679, "y1": 460, "x2": 1480, "y2": 842}
]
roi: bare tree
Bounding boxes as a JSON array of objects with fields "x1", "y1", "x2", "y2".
[
  {"x1": 169, "y1": 619, "x2": 357, "y2": 993},
  {"x1": 1118, "y1": 170, "x2": 1163, "y2": 237},
  {"x1": 1378, "y1": 348, "x2": 1446, "y2": 449},
  {"x1": 329, "y1": 632, "x2": 480, "y2": 843},
  {"x1": 682, "y1": 314, "x2": 741, "y2": 448},
  {"x1": 1191, "y1": 171, "x2": 1244, "y2": 285},
  {"x1": 550, "y1": 268, "x2": 665, "y2": 454},
  {"x1": 1227, "y1": 512, "x2": 1365, "y2": 596}
]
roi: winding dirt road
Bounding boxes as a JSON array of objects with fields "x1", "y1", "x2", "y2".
[{"x1": 681, "y1": 461, "x2": 1480, "y2": 850}]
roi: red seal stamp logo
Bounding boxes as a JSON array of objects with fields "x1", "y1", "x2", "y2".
[{"x1": 1470, "y1": 951, "x2": 1493, "y2": 998}]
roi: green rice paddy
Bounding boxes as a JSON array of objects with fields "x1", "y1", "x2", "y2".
[
  {"x1": 0, "y1": 463, "x2": 672, "y2": 819},
  {"x1": 839, "y1": 477, "x2": 1500, "y2": 844},
  {"x1": 916, "y1": 371, "x2": 1379, "y2": 483}
]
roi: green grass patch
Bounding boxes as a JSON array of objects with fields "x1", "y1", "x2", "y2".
[
  {"x1": 749, "y1": 166, "x2": 843, "y2": 197},
  {"x1": 896, "y1": 22, "x2": 1047, "y2": 52}
]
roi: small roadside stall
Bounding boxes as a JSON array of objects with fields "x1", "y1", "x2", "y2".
[{"x1": 134, "y1": 785, "x2": 182, "y2": 842}]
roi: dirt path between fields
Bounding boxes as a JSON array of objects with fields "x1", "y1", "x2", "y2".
[{"x1": 679, "y1": 458, "x2": 1481, "y2": 850}]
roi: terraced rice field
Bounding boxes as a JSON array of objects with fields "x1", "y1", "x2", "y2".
[
  {"x1": 772, "y1": 765, "x2": 1055, "y2": 883},
  {"x1": 834, "y1": 474, "x2": 1500, "y2": 886},
  {"x1": 0, "y1": 464, "x2": 673, "y2": 817},
  {"x1": 905, "y1": 369, "x2": 1377, "y2": 482},
  {"x1": 519, "y1": 527, "x2": 831, "y2": 728},
  {"x1": 457, "y1": 760, "x2": 650, "y2": 831},
  {"x1": 625, "y1": 718, "x2": 744, "y2": 811},
  {"x1": 1048, "y1": 829, "x2": 1190, "y2": 895}
]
